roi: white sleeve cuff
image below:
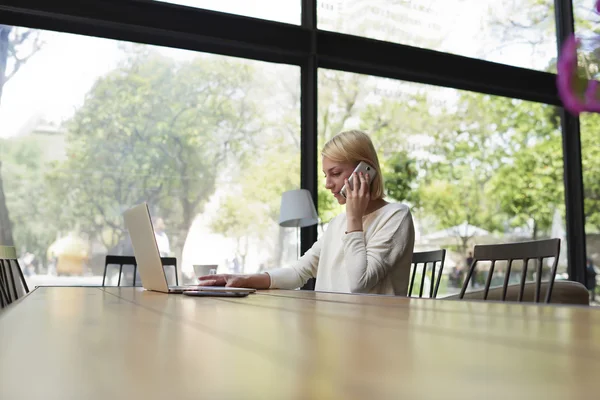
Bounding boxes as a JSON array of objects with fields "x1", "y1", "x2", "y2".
[
  {"x1": 265, "y1": 268, "x2": 303, "y2": 290},
  {"x1": 341, "y1": 231, "x2": 365, "y2": 245}
]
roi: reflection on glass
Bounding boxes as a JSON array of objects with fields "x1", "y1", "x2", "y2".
[
  {"x1": 580, "y1": 114, "x2": 600, "y2": 306},
  {"x1": 575, "y1": 1, "x2": 600, "y2": 306},
  {"x1": 0, "y1": 26, "x2": 300, "y2": 288},
  {"x1": 318, "y1": 69, "x2": 567, "y2": 298},
  {"x1": 155, "y1": 0, "x2": 301, "y2": 25},
  {"x1": 318, "y1": 0, "x2": 556, "y2": 71}
]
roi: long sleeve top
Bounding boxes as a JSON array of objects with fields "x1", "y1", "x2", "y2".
[{"x1": 267, "y1": 202, "x2": 415, "y2": 295}]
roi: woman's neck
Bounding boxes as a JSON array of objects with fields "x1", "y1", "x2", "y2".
[{"x1": 364, "y1": 198, "x2": 388, "y2": 216}]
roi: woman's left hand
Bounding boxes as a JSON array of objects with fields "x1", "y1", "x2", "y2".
[{"x1": 345, "y1": 172, "x2": 370, "y2": 231}]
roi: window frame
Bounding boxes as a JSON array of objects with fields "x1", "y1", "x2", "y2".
[{"x1": 0, "y1": 0, "x2": 586, "y2": 285}]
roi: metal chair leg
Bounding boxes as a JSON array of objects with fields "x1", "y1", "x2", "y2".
[
  {"x1": 133, "y1": 265, "x2": 137, "y2": 287},
  {"x1": 1, "y1": 260, "x2": 12, "y2": 303},
  {"x1": 14, "y1": 259, "x2": 29, "y2": 293},
  {"x1": 102, "y1": 264, "x2": 108, "y2": 287},
  {"x1": 408, "y1": 264, "x2": 417, "y2": 297},
  {"x1": 7, "y1": 260, "x2": 17, "y2": 301},
  {"x1": 0, "y1": 274, "x2": 10, "y2": 305},
  {"x1": 117, "y1": 264, "x2": 123, "y2": 287},
  {"x1": 0, "y1": 281, "x2": 6, "y2": 308}
]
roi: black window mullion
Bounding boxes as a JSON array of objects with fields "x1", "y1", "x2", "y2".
[
  {"x1": 300, "y1": 0, "x2": 317, "y2": 290},
  {"x1": 554, "y1": 0, "x2": 587, "y2": 285}
]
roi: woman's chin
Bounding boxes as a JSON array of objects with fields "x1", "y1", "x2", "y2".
[{"x1": 335, "y1": 195, "x2": 346, "y2": 205}]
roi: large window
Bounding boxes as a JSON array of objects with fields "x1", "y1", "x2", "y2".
[
  {"x1": 318, "y1": 69, "x2": 567, "y2": 297},
  {"x1": 575, "y1": 0, "x2": 600, "y2": 304},
  {"x1": 156, "y1": 0, "x2": 301, "y2": 24},
  {"x1": 0, "y1": 26, "x2": 300, "y2": 287},
  {"x1": 0, "y1": 0, "x2": 588, "y2": 296},
  {"x1": 318, "y1": 0, "x2": 557, "y2": 71},
  {"x1": 580, "y1": 115, "x2": 600, "y2": 304}
]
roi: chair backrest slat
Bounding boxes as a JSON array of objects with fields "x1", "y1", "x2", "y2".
[
  {"x1": 501, "y1": 259, "x2": 514, "y2": 301},
  {"x1": 518, "y1": 258, "x2": 530, "y2": 302},
  {"x1": 472, "y1": 239, "x2": 559, "y2": 261},
  {"x1": 409, "y1": 249, "x2": 447, "y2": 298},
  {"x1": 429, "y1": 262, "x2": 437, "y2": 298},
  {"x1": 458, "y1": 239, "x2": 560, "y2": 304},
  {"x1": 0, "y1": 246, "x2": 30, "y2": 308},
  {"x1": 483, "y1": 260, "x2": 496, "y2": 300}
]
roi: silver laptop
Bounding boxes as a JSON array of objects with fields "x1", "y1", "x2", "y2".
[{"x1": 123, "y1": 203, "x2": 255, "y2": 294}]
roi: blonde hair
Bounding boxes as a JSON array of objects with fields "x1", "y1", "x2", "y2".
[{"x1": 322, "y1": 130, "x2": 385, "y2": 199}]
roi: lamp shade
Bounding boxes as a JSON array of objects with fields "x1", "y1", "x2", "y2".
[{"x1": 279, "y1": 189, "x2": 319, "y2": 228}]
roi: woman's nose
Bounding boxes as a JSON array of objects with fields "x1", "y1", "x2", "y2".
[{"x1": 325, "y1": 178, "x2": 334, "y2": 189}]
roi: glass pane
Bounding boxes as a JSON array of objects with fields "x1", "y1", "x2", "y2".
[
  {"x1": 156, "y1": 0, "x2": 301, "y2": 25},
  {"x1": 581, "y1": 114, "x2": 600, "y2": 305},
  {"x1": 0, "y1": 25, "x2": 300, "y2": 287},
  {"x1": 575, "y1": 2, "x2": 600, "y2": 306},
  {"x1": 318, "y1": 0, "x2": 557, "y2": 71},
  {"x1": 318, "y1": 69, "x2": 567, "y2": 298}
]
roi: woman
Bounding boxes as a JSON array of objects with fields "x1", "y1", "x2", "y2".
[{"x1": 199, "y1": 130, "x2": 415, "y2": 295}]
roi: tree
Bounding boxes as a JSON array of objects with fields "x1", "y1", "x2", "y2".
[
  {"x1": 413, "y1": 93, "x2": 528, "y2": 253},
  {"x1": 209, "y1": 195, "x2": 266, "y2": 270},
  {"x1": 581, "y1": 113, "x2": 600, "y2": 232},
  {"x1": 209, "y1": 63, "x2": 301, "y2": 269},
  {"x1": 47, "y1": 47, "x2": 261, "y2": 258},
  {"x1": 488, "y1": 105, "x2": 564, "y2": 239},
  {"x1": 317, "y1": 70, "x2": 372, "y2": 225},
  {"x1": 1, "y1": 137, "x2": 58, "y2": 267},
  {"x1": 0, "y1": 25, "x2": 43, "y2": 247},
  {"x1": 359, "y1": 91, "x2": 435, "y2": 206},
  {"x1": 419, "y1": 178, "x2": 488, "y2": 254},
  {"x1": 210, "y1": 136, "x2": 300, "y2": 269},
  {"x1": 381, "y1": 151, "x2": 419, "y2": 204},
  {"x1": 0, "y1": 25, "x2": 43, "y2": 104}
]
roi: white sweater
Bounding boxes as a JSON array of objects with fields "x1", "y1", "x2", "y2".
[{"x1": 267, "y1": 202, "x2": 415, "y2": 295}]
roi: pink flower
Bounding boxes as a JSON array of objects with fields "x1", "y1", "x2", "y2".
[{"x1": 556, "y1": 35, "x2": 600, "y2": 115}]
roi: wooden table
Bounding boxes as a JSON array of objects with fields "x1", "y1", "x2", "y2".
[{"x1": 1, "y1": 287, "x2": 599, "y2": 400}]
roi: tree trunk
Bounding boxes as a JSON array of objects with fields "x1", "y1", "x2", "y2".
[
  {"x1": 0, "y1": 25, "x2": 10, "y2": 105},
  {"x1": 0, "y1": 161, "x2": 15, "y2": 246},
  {"x1": 0, "y1": 27, "x2": 15, "y2": 246},
  {"x1": 532, "y1": 220, "x2": 538, "y2": 240}
]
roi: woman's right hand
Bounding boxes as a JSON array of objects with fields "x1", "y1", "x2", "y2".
[{"x1": 197, "y1": 273, "x2": 271, "y2": 289}]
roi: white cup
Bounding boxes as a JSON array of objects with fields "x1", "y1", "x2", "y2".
[{"x1": 193, "y1": 264, "x2": 219, "y2": 277}]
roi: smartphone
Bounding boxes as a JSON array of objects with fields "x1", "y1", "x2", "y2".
[
  {"x1": 183, "y1": 291, "x2": 249, "y2": 298},
  {"x1": 341, "y1": 161, "x2": 377, "y2": 199}
]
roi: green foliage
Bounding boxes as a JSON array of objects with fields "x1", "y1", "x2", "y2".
[
  {"x1": 381, "y1": 151, "x2": 419, "y2": 204},
  {"x1": 359, "y1": 93, "x2": 430, "y2": 205},
  {"x1": 415, "y1": 93, "x2": 563, "y2": 242},
  {"x1": 47, "y1": 46, "x2": 260, "y2": 252},
  {"x1": 210, "y1": 136, "x2": 300, "y2": 266},
  {"x1": 581, "y1": 113, "x2": 600, "y2": 232},
  {"x1": 316, "y1": 70, "x2": 368, "y2": 224},
  {"x1": 5, "y1": 8, "x2": 599, "y2": 272},
  {"x1": 1, "y1": 137, "x2": 57, "y2": 264},
  {"x1": 490, "y1": 130, "x2": 564, "y2": 238}
]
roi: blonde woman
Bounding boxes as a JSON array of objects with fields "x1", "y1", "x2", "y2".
[{"x1": 199, "y1": 130, "x2": 415, "y2": 295}]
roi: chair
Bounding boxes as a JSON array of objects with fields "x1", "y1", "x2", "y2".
[
  {"x1": 408, "y1": 249, "x2": 446, "y2": 298},
  {"x1": 0, "y1": 246, "x2": 29, "y2": 308},
  {"x1": 444, "y1": 280, "x2": 589, "y2": 305},
  {"x1": 459, "y1": 238, "x2": 560, "y2": 303},
  {"x1": 101, "y1": 255, "x2": 178, "y2": 287}
]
